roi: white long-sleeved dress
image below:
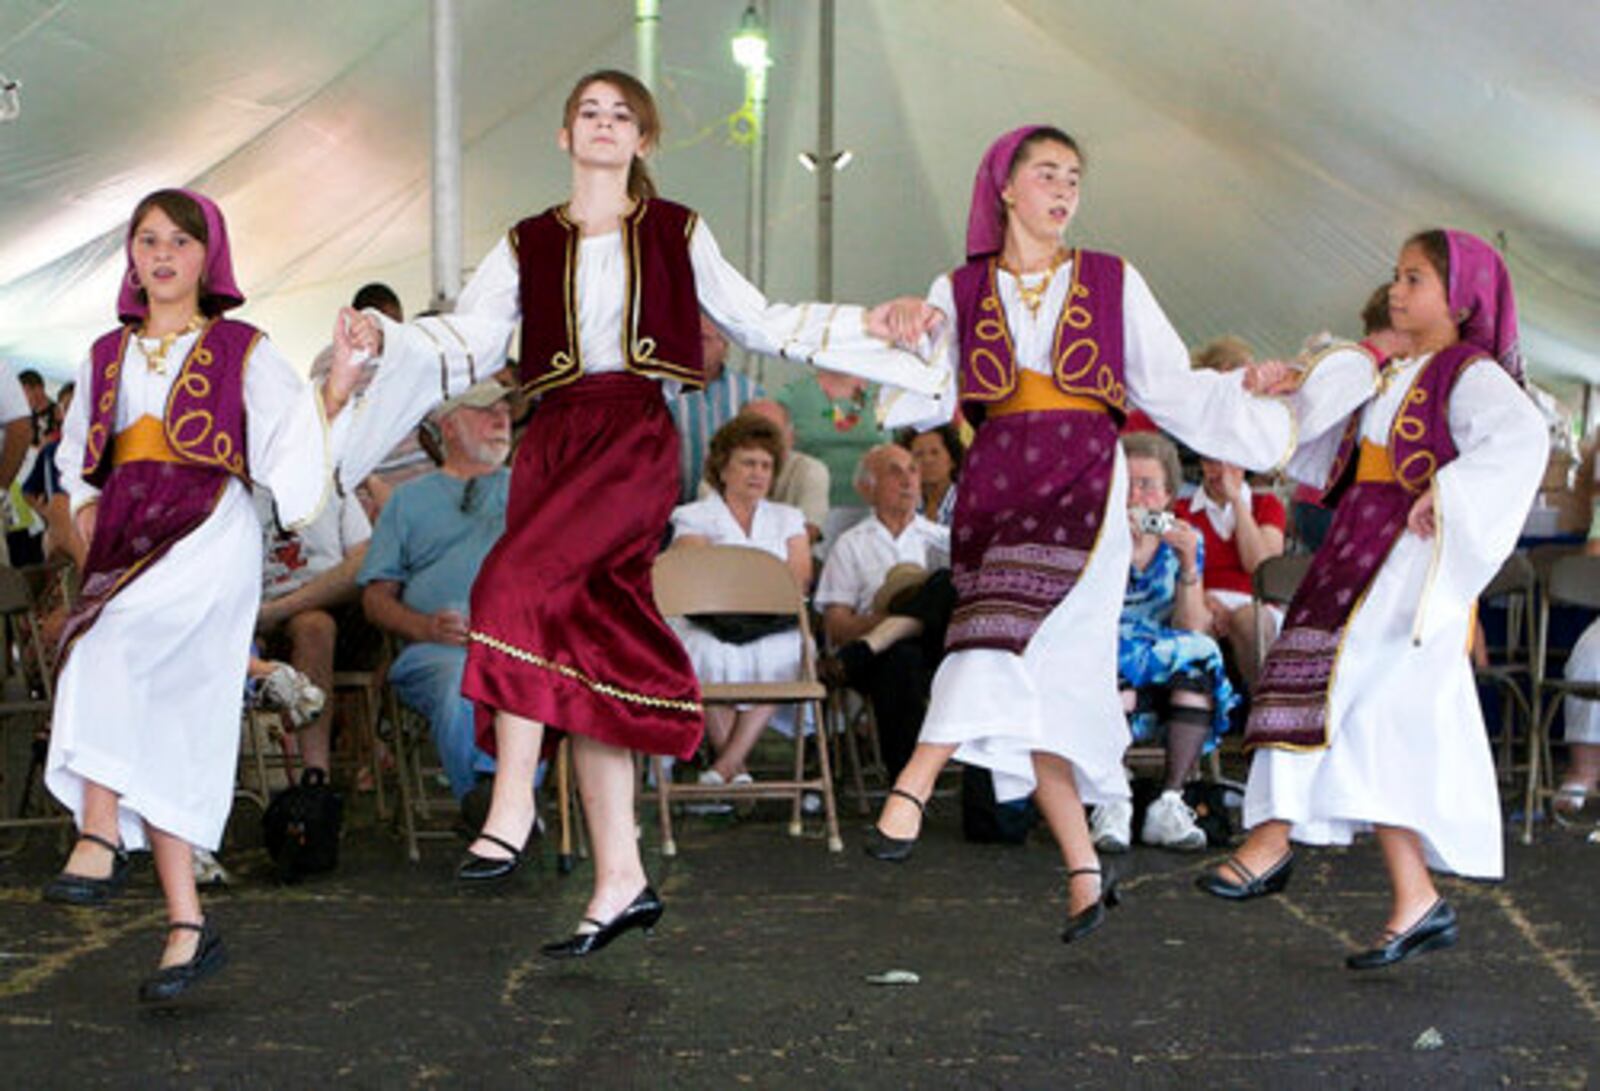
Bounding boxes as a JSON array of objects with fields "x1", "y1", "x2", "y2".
[
  {"x1": 49, "y1": 331, "x2": 335, "y2": 851},
  {"x1": 883, "y1": 260, "x2": 1296, "y2": 804},
  {"x1": 1246, "y1": 350, "x2": 1545, "y2": 879}
]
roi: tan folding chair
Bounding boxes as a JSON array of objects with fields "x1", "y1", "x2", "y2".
[
  {"x1": 1250, "y1": 553, "x2": 1314, "y2": 673},
  {"x1": 380, "y1": 642, "x2": 463, "y2": 863},
  {"x1": 0, "y1": 565, "x2": 71, "y2": 856},
  {"x1": 1525, "y1": 552, "x2": 1600, "y2": 843},
  {"x1": 650, "y1": 545, "x2": 842, "y2": 855}
]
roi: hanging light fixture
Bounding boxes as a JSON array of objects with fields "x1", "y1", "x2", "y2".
[
  {"x1": 730, "y1": 4, "x2": 769, "y2": 72},
  {"x1": 0, "y1": 74, "x2": 20, "y2": 122}
]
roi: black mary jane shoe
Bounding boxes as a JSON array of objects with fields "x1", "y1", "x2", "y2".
[
  {"x1": 138, "y1": 920, "x2": 228, "y2": 1004},
  {"x1": 1061, "y1": 865, "x2": 1122, "y2": 944},
  {"x1": 541, "y1": 886, "x2": 665, "y2": 960},
  {"x1": 457, "y1": 830, "x2": 528, "y2": 883},
  {"x1": 1345, "y1": 898, "x2": 1459, "y2": 971},
  {"x1": 42, "y1": 832, "x2": 132, "y2": 907},
  {"x1": 1194, "y1": 850, "x2": 1295, "y2": 902},
  {"x1": 862, "y1": 787, "x2": 927, "y2": 863}
]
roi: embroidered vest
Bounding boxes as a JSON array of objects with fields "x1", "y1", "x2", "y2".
[
  {"x1": 949, "y1": 249, "x2": 1128, "y2": 425},
  {"x1": 512, "y1": 198, "x2": 705, "y2": 397},
  {"x1": 1320, "y1": 342, "x2": 1480, "y2": 508},
  {"x1": 83, "y1": 318, "x2": 259, "y2": 489}
]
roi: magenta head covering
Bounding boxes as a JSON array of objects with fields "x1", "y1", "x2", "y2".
[
  {"x1": 965, "y1": 125, "x2": 1051, "y2": 261},
  {"x1": 1444, "y1": 229, "x2": 1522, "y2": 384},
  {"x1": 117, "y1": 188, "x2": 245, "y2": 324}
]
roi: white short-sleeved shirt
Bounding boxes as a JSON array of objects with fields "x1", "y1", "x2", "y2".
[
  {"x1": 814, "y1": 513, "x2": 950, "y2": 613},
  {"x1": 258, "y1": 486, "x2": 372, "y2": 600},
  {"x1": 670, "y1": 494, "x2": 804, "y2": 561}
]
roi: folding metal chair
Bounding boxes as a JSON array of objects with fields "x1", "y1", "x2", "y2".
[
  {"x1": 1473, "y1": 551, "x2": 1539, "y2": 785},
  {"x1": 650, "y1": 545, "x2": 842, "y2": 855},
  {"x1": 0, "y1": 564, "x2": 70, "y2": 856},
  {"x1": 1525, "y1": 551, "x2": 1600, "y2": 843}
]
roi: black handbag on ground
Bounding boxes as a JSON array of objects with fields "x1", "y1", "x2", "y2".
[
  {"x1": 961, "y1": 764, "x2": 1038, "y2": 844},
  {"x1": 262, "y1": 767, "x2": 343, "y2": 881},
  {"x1": 686, "y1": 613, "x2": 797, "y2": 645}
]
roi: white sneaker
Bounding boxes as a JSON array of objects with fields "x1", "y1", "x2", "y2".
[
  {"x1": 192, "y1": 848, "x2": 231, "y2": 887},
  {"x1": 1141, "y1": 789, "x2": 1208, "y2": 851},
  {"x1": 1090, "y1": 798, "x2": 1133, "y2": 854},
  {"x1": 686, "y1": 769, "x2": 733, "y2": 814}
]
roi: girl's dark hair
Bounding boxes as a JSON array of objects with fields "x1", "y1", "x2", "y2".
[
  {"x1": 128, "y1": 189, "x2": 225, "y2": 316},
  {"x1": 1007, "y1": 126, "x2": 1085, "y2": 179},
  {"x1": 564, "y1": 69, "x2": 660, "y2": 203},
  {"x1": 896, "y1": 424, "x2": 966, "y2": 483},
  {"x1": 1405, "y1": 229, "x2": 1451, "y2": 292}
]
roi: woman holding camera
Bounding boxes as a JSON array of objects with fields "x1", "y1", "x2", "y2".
[{"x1": 1092, "y1": 432, "x2": 1237, "y2": 854}]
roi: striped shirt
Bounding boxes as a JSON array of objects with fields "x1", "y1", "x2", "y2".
[{"x1": 668, "y1": 368, "x2": 764, "y2": 501}]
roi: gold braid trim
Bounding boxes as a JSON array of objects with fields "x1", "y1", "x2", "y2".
[{"x1": 470, "y1": 631, "x2": 702, "y2": 714}]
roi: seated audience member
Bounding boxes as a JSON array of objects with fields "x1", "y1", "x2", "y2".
[
  {"x1": 899, "y1": 424, "x2": 963, "y2": 527},
  {"x1": 254, "y1": 477, "x2": 373, "y2": 780},
  {"x1": 740, "y1": 399, "x2": 829, "y2": 543},
  {"x1": 1556, "y1": 525, "x2": 1600, "y2": 814},
  {"x1": 778, "y1": 368, "x2": 886, "y2": 545},
  {"x1": 17, "y1": 367, "x2": 59, "y2": 446},
  {"x1": 669, "y1": 314, "x2": 764, "y2": 503},
  {"x1": 815, "y1": 444, "x2": 950, "y2": 778},
  {"x1": 359, "y1": 379, "x2": 513, "y2": 821},
  {"x1": 312, "y1": 283, "x2": 433, "y2": 519},
  {"x1": 1173, "y1": 352, "x2": 1287, "y2": 683},
  {"x1": 1091, "y1": 434, "x2": 1238, "y2": 853},
  {"x1": 21, "y1": 381, "x2": 84, "y2": 569},
  {"x1": 0, "y1": 362, "x2": 37, "y2": 566},
  {"x1": 668, "y1": 416, "x2": 811, "y2": 785}
]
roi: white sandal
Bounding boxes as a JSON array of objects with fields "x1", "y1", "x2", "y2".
[{"x1": 1554, "y1": 783, "x2": 1590, "y2": 815}]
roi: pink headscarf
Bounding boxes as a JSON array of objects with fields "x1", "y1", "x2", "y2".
[
  {"x1": 117, "y1": 188, "x2": 245, "y2": 324},
  {"x1": 1445, "y1": 229, "x2": 1522, "y2": 385},
  {"x1": 965, "y1": 125, "x2": 1048, "y2": 261}
]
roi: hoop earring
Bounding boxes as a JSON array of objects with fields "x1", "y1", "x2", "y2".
[{"x1": 126, "y1": 269, "x2": 141, "y2": 288}]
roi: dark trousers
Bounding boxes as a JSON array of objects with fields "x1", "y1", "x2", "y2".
[{"x1": 843, "y1": 639, "x2": 931, "y2": 780}]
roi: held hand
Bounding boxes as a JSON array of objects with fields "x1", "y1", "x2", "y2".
[
  {"x1": 1243, "y1": 359, "x2": 1301, "y2": 396},
  {"x1": 426, "y1": 609, "x2": 471, "y2": 647},
  {"x1": 1161, "y1": 518, "x2": 1200, "y2": 564},
  {"x1": 73, "y1": 502, "x2": 97, "y2": 551},
  {"x1": 1406, "y1": 490, "x2": 1436, "y2": 539},
  {"x1": 1364, "y1": 327, "x2": 1412, "y2": 362},
  {"x1": 866, "y1": 298, "x2": 944, "y2": 348},
  {"x1": 326, "y1": 307, "x2": 369, "y2": 409}
]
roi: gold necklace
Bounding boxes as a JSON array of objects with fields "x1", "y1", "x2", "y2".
[
  {"x1": 1000, "y1": 250, "x2": 1067, "y2": 318},
  {"x1": 135, "y1": 314, "x2": 204, "y2": 375}
]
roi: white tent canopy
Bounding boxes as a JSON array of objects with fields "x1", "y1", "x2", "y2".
[{"x1": 3, "y1": 0, "x2": 1598, "y2": 395}]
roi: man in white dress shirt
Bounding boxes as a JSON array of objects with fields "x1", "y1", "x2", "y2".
[{"x1": 815, "y1": 444, "x2": 950, "y2": 777}]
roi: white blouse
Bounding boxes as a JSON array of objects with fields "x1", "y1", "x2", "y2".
[
  {"x1": 880, "y1": 260, "x2": 1297, "y2": 473},
  {"x1": 670, "y1": 494, "x2": 805, "y2": 560}
]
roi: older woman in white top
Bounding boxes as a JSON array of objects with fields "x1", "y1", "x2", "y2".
[{"x1": 669, "y1": 415, "x2": 811, "y2": 784}]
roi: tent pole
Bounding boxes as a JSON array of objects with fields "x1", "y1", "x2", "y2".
[
  {"x1": 744, "y1": 1, "x2": 768, "y2": 294},
  {"x1": 431, "y1": 0, "x2": 463, "y2": 309},
  {"x1": 816, "y1": 0, "x2": 834, "y2": 299},
  {"x1": 636, "y1": 0, "x2": 661, "y2": 92}
]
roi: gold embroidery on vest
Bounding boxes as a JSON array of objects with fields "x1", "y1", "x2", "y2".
[
  {"x1": 163, "y1": 324, "x2": 254, "y2": 479},
  {"x1": 624, "y1": 201, "x2": 699, "y2": 384}
]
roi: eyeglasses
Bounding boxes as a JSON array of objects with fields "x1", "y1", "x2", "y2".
[{"x1": 1127, "y1": 476, "x2": 1167, "y2": 493}]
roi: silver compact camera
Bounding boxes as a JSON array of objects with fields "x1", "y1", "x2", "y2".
[{"x1": 1133, "y1": 508, "x2": 1175, "y2": 535}]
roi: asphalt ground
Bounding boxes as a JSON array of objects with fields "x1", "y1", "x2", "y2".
[{"x1": 1, "y1": 783, "x2": 1597, "y2": 1089}]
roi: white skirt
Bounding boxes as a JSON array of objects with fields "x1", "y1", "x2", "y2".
[
  {"x1": 1244, "y1": 531, "x2": 1504, "y2": 879},
  {"x1": 669, "y1": 619, "x2": 809, "y2": 735},
  {"x1": 46, "y1": 481, "x2": 259, "y2": 852},
  {"x1": 918, "y1": 454, "x2": 1132, "y2": 806}
]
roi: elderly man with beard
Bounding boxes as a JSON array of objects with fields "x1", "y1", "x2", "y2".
[{"x1": 359, "y1": 379, "x2": 514, "y2": 823}]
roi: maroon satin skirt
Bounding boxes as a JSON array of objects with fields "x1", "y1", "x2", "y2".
[{"x1": 463, "y1": 373, "x2": 703, "y2": 758}]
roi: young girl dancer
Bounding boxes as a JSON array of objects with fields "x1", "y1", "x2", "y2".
[
  {"x1": 1198, "y1": 230, "x2": 1544, "y2": 969},
  {"x1": 865, "y1": 126, "x2": 1296, "y2": 942},
  {"x1": 44, "y1": 189, "x2": 364, "y2": 1001},
  {"x1": 345, "y1": 70, "x2": 937, "y2": 958}
]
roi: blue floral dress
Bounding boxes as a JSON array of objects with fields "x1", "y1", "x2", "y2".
[{"x1": 1118, "y1": 539, "x2": 1238, "y2": 750}]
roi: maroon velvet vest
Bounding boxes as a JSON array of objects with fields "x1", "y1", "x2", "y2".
[
  {"x1": 83, "y1": 318, "x2": 258, "y2": 488},
  {"x1": 949, "y1": 249, "x2": 1128, "y2": 424},
  {"x1": 512, "y1": 199, "x2": 705, "y2": 397},
  {"x1": 1319, "y1": 342, "x2": 1480, "y2": 508}
]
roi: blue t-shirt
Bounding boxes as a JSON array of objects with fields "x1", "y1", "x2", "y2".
[{"x1": 358, "y1": 468, "x2": 510, "y2": 620}]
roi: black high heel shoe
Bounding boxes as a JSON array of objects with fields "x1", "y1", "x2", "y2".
[
  {"x1": 862, "y1": 787, "x2": 926, "y2": 863},
  {"x1": 457, "y1": 830, "x2": 527, "y2": 883},
  {"x1": 1194, "y1": 850, "x2": 1294, "y2": 901},
  {"x1": 1061, "y1": 865, "x2": 1121, "y2": 944},
  {"x1": 541, "y1": 886, "x2": 664, "y2": 959},
  {"x1": 43, "y1": 832, "x2": 132, "y2": 907},
  {"x1": 138, "y1": 920, "x2": 228, "y2": 1004},
  {"x1": 1345, "y1": 898, "x2": 1458, "y2": 971}
]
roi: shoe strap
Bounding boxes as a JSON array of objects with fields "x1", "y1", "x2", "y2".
[
  {"x1": 1065, "y1": 866, "x2": 1102, "y2": 879},
  {"x1": 1221, "y1": 856, "x2": 1259, "y2": 885},
  {"x1": 167, "y1": 920, "x2": 206, "y2": 934},
  {"x1": 78, "y1": 831, "x2": 126, "y2": 859},
  {"x1": 887, "y1": 787, "x2": 926, "y2": 814},
  {"x1": 578, "y1": 917, "x2": 604, "y2": 932},
  {"x1": 475, "y1": 831, "x2": 523, "y2": 859}
]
